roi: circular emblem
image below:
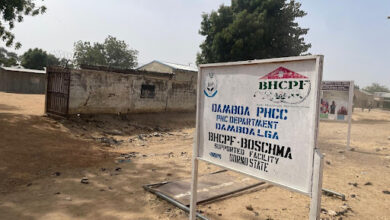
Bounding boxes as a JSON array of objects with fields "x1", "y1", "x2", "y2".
[{"x1": 204, "y1": 72, "x2": 218, "y2": 97}]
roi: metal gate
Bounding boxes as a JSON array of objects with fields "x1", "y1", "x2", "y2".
[{"x1": 45, "y1": 67, "x2": 71, "y2": 116}]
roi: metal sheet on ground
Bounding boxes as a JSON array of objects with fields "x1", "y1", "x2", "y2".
[{"x1": 152, "y1": 171, "x2": 263, "y2": 206}]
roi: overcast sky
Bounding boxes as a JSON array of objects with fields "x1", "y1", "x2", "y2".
[{"x1": 2, "y1": 0, "x2": 390, "y2": 87}]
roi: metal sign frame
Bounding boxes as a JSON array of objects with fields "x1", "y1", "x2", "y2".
[
  {"x1": 320, "y1": 80, "x2": 354, "y2": 149},
  {"x1": 190, "y1": 55, "x2": 324, "y2": 220}
]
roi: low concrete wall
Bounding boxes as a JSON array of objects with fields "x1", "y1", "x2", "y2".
[
  {"x1": 0, "y1": 68, "x2": 46, "y2": 94},
  {"x1": 68, "y1": 69, "x2": 196, "y2": 114}
]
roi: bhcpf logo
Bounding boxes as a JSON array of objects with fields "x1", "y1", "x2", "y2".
[
  {"x1": 254, "y1": 66, "x2": 311, "y2": 104},
  {"x1": 204, "y1": 72, "x2": 218, "y2": 98}
]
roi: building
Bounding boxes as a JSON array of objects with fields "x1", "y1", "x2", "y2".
[
  {"x1": 137, "y1": 60, "x2": 198, "y2": 82},
  {"x1": 373, "y1": 92, "x2": 390, "y2": 109},
  {"x1": 0, "y1": 66, "x2": 46, "y2": 94},
  {"x1": 45, "y1": 65, "x2": 197, "y2": 115},
  {"x1": 353, "y1": 89, "x2": 374, "y2": 109}
]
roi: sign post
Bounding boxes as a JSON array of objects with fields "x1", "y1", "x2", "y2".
[
  {"x1": 190, "y1": 55, "x2": 324, "y2": 219},
  {"x1": 309, "y1": 149, "x2": 324, "y2": 219},
  {"x1": 320, "y1": 81, "x2": 354, "y2": 149},
  {"x1": 347, "y1": 81, "x2": 354, "y2": 150}
]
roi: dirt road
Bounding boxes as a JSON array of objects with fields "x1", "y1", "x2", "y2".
[{"x1": 0, "y1": 92, "x2": 389, "y2": 220}]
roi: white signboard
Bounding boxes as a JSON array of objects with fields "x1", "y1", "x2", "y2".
[
  {"x1": 320, "y1": 81, "x2": 354, "y2": 149},
  {"x1": 195, "y1": 56, "x2": 323, "y2": 194},
  {"x1": 320, "y1": 81, "x2": 353, "y2": 121}
]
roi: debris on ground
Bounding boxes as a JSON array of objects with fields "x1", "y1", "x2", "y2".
[
  {"x1": 322, "y1": 189, "x2": 346, "y2": 201},
  {"x1": 246, "y1": 205, "x2": 254, "y2": 211},
  {"x1": 52, "y1": 172, "x2": 61, "y2": 176},
  {"x1": 336, "y1": 204, "x2": 353, "y2": 216},
  {"x1": 121, "y1": 152, "x2": 138, "y2": 158},
  {"x1": 104, "y1": 129, "x2": 123, "y2": 136},
  {"x1": 115, "y1": 152, "x2": 138, "y2": 163},
  {"x1": 116, "y1": 159, "x2": 131, "y2": 163},
  {"x1": 115, "y1": 167, "x2": 122, "y2": 171},
  {"x1": 383, "y1": 190, "x2": 390, "y2": 195},
  {"x1": 81, "y1": 177, "x2": 89, "y2": 184},
  {"x1": 152, "y1": 132, "x2": 162, "y2": 137},
  {"x1": 348, "y1": 182, "x2": 358, "y2": 187},
  {"x1": 364, "y1": 182, "x2": 372, "y2": 186},
  {"x1": 328, "y1": 210, "x2": 337, "y2": 216},
  {"x1": 96, "y1": 137, "x2": 124, "y2": 146},
  {"x1": 138, "y1": 134, "x2": 147, "y2": 140}
]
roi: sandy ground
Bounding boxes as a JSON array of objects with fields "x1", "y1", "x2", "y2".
[{"x1": 0, "y1": 92, "x2": 389, "y2": 220}]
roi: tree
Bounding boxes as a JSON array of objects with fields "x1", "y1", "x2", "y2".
[
  {"x1": 21, "y1": 48, "x2": 59, "y2": 70},
  {"x1": 0, "y1": 47, "x2": 18, "y2": 67},
  {"x1": 0, "y1": 1, "x2": 46, "y2": 49},
  {"x1": 363, "y1": 83, "x2": 390, "y2": 93},
  {"x1": 73, "y1": 35, "x2": 138, "y2": 69},
  {"x1": 59, "y1": 58, "x2": 74, "y2": 68},
  {"x1": 197, "y1": 0, "x2": 311, "y2": 64}
]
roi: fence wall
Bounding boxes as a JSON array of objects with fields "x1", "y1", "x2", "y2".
[{"x1": 68, "y1": 69, "x2": 197, "y2": 114}]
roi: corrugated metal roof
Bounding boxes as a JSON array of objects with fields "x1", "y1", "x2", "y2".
[
  {"x1": 374, "y1": 92, "x2": 390, "y2": 98},
  {"x1": 1, "y1": 66, "x2": 46, "y2": 74},
  {"x1": 359, "y1": 90, "x2": 373, "y2": 96},
  {"x1": 138, "y1": 60, "x2": 198, "y2": 72},
  {"x1": 158, "y1": 61, "x2": 198, "y2": 72},
  {"x1": 375, "y1": 92, "x2": 390, "y2": 98}
]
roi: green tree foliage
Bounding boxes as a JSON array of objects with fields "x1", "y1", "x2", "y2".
[
  {"x1": 0, "y1": 47, "x2": 18, "y2": 67},
  {"x1": 73, "y1": 36, "x2": 138, "y2": 69},
  {"x1": 197, "y1": 0, "x2": 311, "y2": 64},
  {"x1": 363, "y1": 83, "x2": 390, "y2": 93},
  {"x1": 21, "y1": 48, "x2": 59, "y2": 70},
  {"x1": 59, "y1": 58, "x2": 74, "y2": 68},
  {"x1": 0, "y1": 0, "x2": 46, "y2": 49}
]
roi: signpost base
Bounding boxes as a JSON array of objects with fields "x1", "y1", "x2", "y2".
[{"x1": 309, "y1": 149, "x2": 324, "y2": 220}]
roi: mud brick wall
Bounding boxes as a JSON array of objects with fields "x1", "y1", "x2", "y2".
[{"x1": 68, "y1": 69, "x2": 196, "y2": 114}]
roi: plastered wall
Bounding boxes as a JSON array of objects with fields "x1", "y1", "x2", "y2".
[{"x1": 68, "y1": 69, "x2": 196, "y2": 114}]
